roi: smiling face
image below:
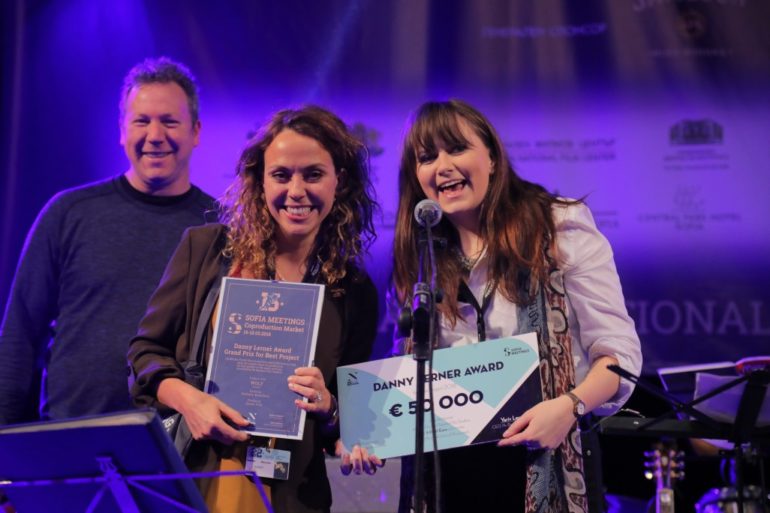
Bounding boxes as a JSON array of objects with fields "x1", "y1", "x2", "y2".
[
  {"x1": 414, "y1": 116, "x2": 494, "y2": 230},
  {"x1": 120, "y1": 82, "x2": 200, "y2": 195},
  {"x1": 263, "y1": 129, "x2": 338, "y2": 249}
]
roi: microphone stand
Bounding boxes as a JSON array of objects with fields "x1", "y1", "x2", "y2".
[{"x1": 411, "y1": 224, "x2": 439, "y2": 513}]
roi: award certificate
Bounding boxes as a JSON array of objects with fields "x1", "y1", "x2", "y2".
[
  {"x1": 205, "y1": 278, "x2": 324, "y2": 439},
  {"x1": 337, "y1": 333, "x2": 542, "y2": 458}
]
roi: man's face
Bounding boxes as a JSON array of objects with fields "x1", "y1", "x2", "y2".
[{"x1": 120, "y1": 82, "x2": 200, "y2": 195}]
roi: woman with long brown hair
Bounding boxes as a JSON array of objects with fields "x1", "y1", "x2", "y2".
[
  {"x1": 392, "y1": 99, "x2": 642, "y2": 513},
  {"x1": 128, "y1": 105, "x2": 379, "y2": 513}
]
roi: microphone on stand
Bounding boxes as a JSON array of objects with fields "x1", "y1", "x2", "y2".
[
  {"x1": 414, "y1": 199, "x2": 442, "y2": 228},
  {"x1": 410, "y1": 198, "x2": 445, "y2": 513},
  {"x1": 409, "y1": 199, "x2": 443, "y2": 359}
]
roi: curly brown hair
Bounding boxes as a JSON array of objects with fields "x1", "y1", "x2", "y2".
[
  {"x1": 220, "y1": 105, "x2": 378, "y2": 293},
  {"x1": 393, "y1": 99, "x2": 579, "y2": 324}
]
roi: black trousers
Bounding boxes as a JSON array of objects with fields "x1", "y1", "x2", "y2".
[
  {"x1": 399, "y1": 443, "x2": 527, "y2": 513},
  {"x1": 399, "y1": 429, "x2": 606, "y2": 513}
]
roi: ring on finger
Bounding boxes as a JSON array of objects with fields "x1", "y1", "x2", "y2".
[{"x1": 314, "y1": 391, "x2": 323, "y2": 403}]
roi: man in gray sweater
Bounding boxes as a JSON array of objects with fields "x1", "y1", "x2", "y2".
[{"x1": 0, "y1": 57, "x2": 214, "y2": 425}]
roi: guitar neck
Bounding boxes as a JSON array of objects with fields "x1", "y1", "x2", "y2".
[
  {"x1": 648, "y1": 443, "x2": 682, "y2": 513},
  {"x1": 656, "y1": 487, "x2": 675, "y2": 513}
]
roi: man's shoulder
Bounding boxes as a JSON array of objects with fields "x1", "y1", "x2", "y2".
[
  {"x1": 47, "y1": 176, "x2": 119, "y2": 208},
  {"x1": 187, "y1": 184, "x2": 217, "y2": 210},
  {"x1": 54, "y1": 178, "x2": 214, "y2": 217},
  {"x1": 35, "y1": 176, "x2": 119, "y2": 223},
  {"x1": 190, "y1": 184, "x2": 215, "y2": 202},
  {"x1": 56, "y1": 175, "x2": 117, "y2": 198}
]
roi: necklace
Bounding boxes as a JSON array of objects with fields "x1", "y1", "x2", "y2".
[{"x1": 454, "y1": 246, "x2": 483, "y2": 272}]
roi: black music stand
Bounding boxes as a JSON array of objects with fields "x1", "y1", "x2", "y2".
[
  {"x1": 603, "y1": 363, "x2": 770, "y2": 513},
  {"x1": 0, "y1": 409, "x2": 271, "y2": 513}
]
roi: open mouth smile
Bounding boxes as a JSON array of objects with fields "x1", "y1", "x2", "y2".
[
  {"x1": 283, "y1": 205, "x2": 315, "y2": 217},
  {"x1": 438, "y1": 179, "x2": 467, "y2": 193},
  {"x1": 142, "y1": 151, "x2": 174, "y2": 158}
]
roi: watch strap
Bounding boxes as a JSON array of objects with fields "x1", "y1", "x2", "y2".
[{"x1": 564, "y1": 391, "x2": 585, "y2": 418}]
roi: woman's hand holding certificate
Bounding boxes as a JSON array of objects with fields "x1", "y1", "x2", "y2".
[
  {"x1": 158, "y1": 377, "x2": 249, "y2": 445},
  {"x1": 288, "y1": 366, "x2": 335, "y2": 418}
]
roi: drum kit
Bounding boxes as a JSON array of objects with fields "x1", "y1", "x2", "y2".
[{"x1": 603, "y1": 356, "x2": 770, "y2": 513}]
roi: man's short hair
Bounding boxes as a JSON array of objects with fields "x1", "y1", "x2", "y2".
[{"x1": 119, "y1": 57, "x2": 200, "y2": 124}]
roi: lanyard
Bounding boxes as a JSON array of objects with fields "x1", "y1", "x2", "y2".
[{"x1": 457, "y1": 279, "x2": 496, "y2": 342}]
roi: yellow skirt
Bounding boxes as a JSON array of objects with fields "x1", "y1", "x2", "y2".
[{"x1": 203, "y1": 441, "x2": 272, "y2": 513}]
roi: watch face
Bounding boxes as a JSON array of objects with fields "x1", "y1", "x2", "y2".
[{"x1": 576, "y1": 402, "x2": 586, "y2": 416}]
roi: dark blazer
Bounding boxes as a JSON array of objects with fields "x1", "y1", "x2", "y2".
[{"x1": 128, "y1": 223, "x2": 379, "y2": 512}]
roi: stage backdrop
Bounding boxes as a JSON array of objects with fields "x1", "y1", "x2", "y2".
[{"x1": 1, "y1": 0, "x2": 768, "y2": 376}]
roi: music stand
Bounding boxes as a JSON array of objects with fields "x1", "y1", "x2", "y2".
[
  {"x1": 657, "y1": 361, "x2": 737, "y2": 406},
  {"x1": 0, "y1": 409, "x2": 272, "y2": 513},
  {"x1": 604, "y1": 361, "x2": 770, "y2": 513}
]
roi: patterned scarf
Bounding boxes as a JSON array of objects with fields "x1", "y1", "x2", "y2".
[{"x1": 521, "y1": 265, "x2": 588, "y2": 513}]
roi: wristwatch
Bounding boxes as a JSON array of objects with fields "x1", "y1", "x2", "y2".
[
  {"x1": 325, "y1": 395, "x2": 339, "y2": 428},
  {"x1": 564, "y1": 391, "x2": 586, "y2": 419}
]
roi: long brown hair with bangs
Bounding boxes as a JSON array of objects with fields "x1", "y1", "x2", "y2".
[
  {"x1": 393, "y1": 99, "x2": 578, "y2": 324},
  {"x1": 220, "y1": 105, "x2": 377, "y2": 292}
]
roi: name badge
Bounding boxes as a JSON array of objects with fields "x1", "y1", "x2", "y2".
[{"x1": 246, "y1": 446, "x2": 291, "y2": 480}]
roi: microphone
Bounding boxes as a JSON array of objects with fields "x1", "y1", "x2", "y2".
[{"x1": 414, "y1": 199, "x2": 442, "y2": 228}]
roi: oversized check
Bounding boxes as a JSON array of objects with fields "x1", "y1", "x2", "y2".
[
  {"x1": 205, "y1": 278, "x2": 324, "y2": 440},
  {"x1": 337, "y1": 333, "x2": 542, "y2": 459}
]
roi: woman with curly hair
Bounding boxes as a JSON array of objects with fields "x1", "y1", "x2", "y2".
[
  {"x1": 391, "y1": 100, "x2": 641, "y2": 513},
  {"x1": 127, "y1": 105, "x2": 380, "y2": 513}
]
